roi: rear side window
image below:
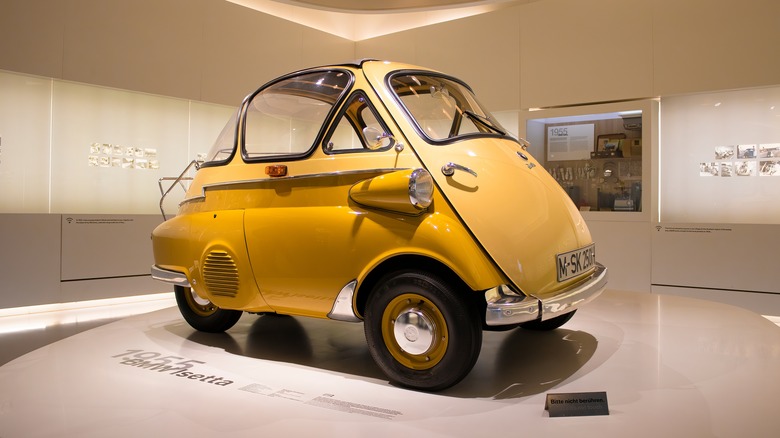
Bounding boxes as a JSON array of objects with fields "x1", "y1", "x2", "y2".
[
  {"x1": 243, "y1": 70, "x2": 352, "y2": 161},
  {"x1": 201, "y1": 108, "x2": 240, "y2": 166}
]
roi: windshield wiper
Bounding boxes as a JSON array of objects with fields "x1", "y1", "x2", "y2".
[{"x1": 463, "y1": 109, "x2": 506, "y2": 136}]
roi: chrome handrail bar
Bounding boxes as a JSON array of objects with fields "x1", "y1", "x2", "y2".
[{"x1": 158, "y1": 160, "x2": 200, "y2": 221}]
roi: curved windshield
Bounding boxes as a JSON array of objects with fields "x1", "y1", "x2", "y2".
[{"x1": 389, "y1": 73, "x2": 509, "y2": 143}]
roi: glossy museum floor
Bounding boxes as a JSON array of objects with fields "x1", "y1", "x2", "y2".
[{"x1": 1, "y1": 290, "x2": 779, "y2": 438}]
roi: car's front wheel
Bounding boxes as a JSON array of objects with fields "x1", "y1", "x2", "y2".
[
  {"x1": 364, "y1": 270, "x2": 482, "y2": 391},
  {"x1": 174, "y1": 285, "x2": 242, "y2": 333}
]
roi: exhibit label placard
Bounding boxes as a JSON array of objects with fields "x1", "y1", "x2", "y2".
[{"x1": 545, "y1": 391, "x2": 609, "y2": 417}]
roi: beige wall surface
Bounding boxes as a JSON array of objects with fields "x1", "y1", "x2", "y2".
[
  {"x1": 0, "y1": 214, "x2": 169, "y2": 309},
  {"x1": 0, "y1": 0, "x2": 354, "y2": 106},
  {"x1": 0, "y1": 0, "x2": 68, "y2": 80},
  {"x1": 519, "y1": 0, "x2": 655, "y2": 108},
  {"x1": 61, "y1": 0, "x2": 205, "y2": 103},
  {"x1": 2, "y1": 0, "x2": 779, "y2": 108},
  {"x1": 652, "y1": 0, "x2": 780, "y2": 96},
  {"x1": 356, "y1": 6, "x2": 522, "y2": 111},
  {"x1": 198, "y1": 0, "x2": 355, "y2": 105},
  {"x1": 357, "y1": 0, "x2": 780, "y2": 109}
]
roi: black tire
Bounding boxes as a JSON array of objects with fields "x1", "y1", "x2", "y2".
[
  {"x1": 174, "y1": 285, "x2": 242, "y2": 333},
  {"x1": 364, "y1": 270, "x2": 482, "y2": 391},
  {"x1": 483, "y1": 322, "x2": 522, "y2": 332},
  {"x1": 520, "y1": 310, "x2": 576, "y2": 331}
]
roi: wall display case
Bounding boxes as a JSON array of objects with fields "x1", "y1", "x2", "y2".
[
  {"x1": 0, "y1": 70, "x2": 234, "y2": 215},
  {"x1": 523, "y1": 101, "x2": 653, "y2": 216},
  {"x1": 660, "y1": 86, "x2": 780, "y2": 224},
  {"x1": 651, "y1": 86, "x2": 780, "y2": 300}
]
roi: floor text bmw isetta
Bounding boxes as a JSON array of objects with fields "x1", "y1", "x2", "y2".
[{"x1": 151, "y1": 60, "x2": 607, "y2": 391}]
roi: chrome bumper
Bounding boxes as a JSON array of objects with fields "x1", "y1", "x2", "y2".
[
  {"x1": 485, "y1": 263, "x2": 607, "y2": 326},
  {"x1": 150, "y1": 265, "x2": 191, "y2": 287}
]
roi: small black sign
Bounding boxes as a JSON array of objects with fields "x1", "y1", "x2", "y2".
[{"x1": 545, "y1": 391, "x2": 609, "y2": 417}]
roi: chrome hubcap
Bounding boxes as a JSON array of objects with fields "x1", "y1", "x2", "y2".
[
  {"x1": 393, "y1": 308, "x2": 436, "y2": 355},
  {"x1": 190, "y1": 289, "x2": 211, "y2": 307}
]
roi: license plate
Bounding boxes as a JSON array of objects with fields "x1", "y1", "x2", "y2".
[{"x1": 556, "y1": 244, "x2": 596, "y2": 282}]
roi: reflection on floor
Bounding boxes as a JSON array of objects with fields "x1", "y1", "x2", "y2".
[
  {"x1": 0, "y1": 318, "x2": 117, "y2": 366},
  {"x1": 1, "y1": 290, "x2": 779, "y2": 437},
  {"x1": 0, "y1": 293, "x2": 175, "y2": 366}
]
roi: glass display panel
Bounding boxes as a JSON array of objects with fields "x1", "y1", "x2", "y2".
[
  {"x1": 49, "y1": 81, "x2": 190, "y2": 214},
  {"x1": 0, "y1": 70, "x2": 235, "y2": 215},
  {"x1": 526, "y1": 109, "x2": 645, "y2": 213},
  {"x1": 0, "y1": 71, "x2": 52, "y2": 213},
  {"x1": 660, "y1": 86, "x2": 780, "y2": 224}
]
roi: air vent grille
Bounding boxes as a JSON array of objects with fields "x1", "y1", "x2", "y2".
[{"x1": 203, "y1": 250, "x2": 239, "y2": 297}]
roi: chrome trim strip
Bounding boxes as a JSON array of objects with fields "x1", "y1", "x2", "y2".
[
  {"x1": 485, "y1": 285, "x2": 540, "y2": 326},
  {"x1": 327, "y1": 280, "x2": 361, "y2": 322},
  {"x1": 180, "y1": 195, "x2": 206, "y2": 206},
  {"x1": 537, "y1": 263, "x2": 607, "y2": 321},
  {"x1": 180, "y1": 168, "x2": 406, "y2": 205},
  {"x1": 158, "y1": 159, "x2": 199, "y2": 220},
  {"x1": 484, "y1": 263, "x2": 607, "y2": 326},
  {"x1": 150, "y1": 265, "x2": 191, "y2": 287}
]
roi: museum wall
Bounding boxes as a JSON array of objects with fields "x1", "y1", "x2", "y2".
[
  {"x1": 0, "y1": 214, "x2": 169, "y2": 308},
  {"x1": 355, "y1": 7, "x2": 522, "y2": 112},
  {"x1": 0, "y1": 0, "x2": 779, "y2": 311},
  {"x1": 356, "y1": 0, "x2": 780, "y2": 110},
  {"x1": 0, "y1": 0, "x2": 354, "y2": 107},
  {"x1": 3, "y1": 0, "x2": 779, "y2": 114}
]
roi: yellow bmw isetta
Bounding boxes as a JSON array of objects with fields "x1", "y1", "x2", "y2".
[{"x1": 151, "y1": 60, "x2": 607, "y2": 391}]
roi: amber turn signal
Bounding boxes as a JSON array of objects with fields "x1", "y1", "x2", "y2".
[{"x1": 265, "y1": 165, "x2": 288, "y2": 177}]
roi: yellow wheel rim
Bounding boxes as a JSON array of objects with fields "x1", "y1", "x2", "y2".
[
  {"x1": 184, "y1": 288, "x2": 218, "y2": 317},
  {"x1": 381, "y1": 293, "x2": 448, "y2": 370}
]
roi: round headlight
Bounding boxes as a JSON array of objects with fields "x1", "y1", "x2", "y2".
[{"x1": 409, "y1": 168, "x2": 434, "y2": 209}]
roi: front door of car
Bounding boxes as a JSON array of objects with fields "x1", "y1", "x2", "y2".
[
  {"x1": 411, "y1": 136, "x2": 588, "y2": 295},
  {"x1": 379, "y1": 71, "x2": 592, "y2": 296},
  {"x1": 242, "y1": 87, "x2": 421, "y2": 317}
]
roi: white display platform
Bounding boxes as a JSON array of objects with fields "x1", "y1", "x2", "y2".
[{"x1": 1, "y1": 289, "x2": 779, "y2": 437}]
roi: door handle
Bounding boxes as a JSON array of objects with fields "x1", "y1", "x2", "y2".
[{"x1": 441, "y1": 162, "x2": 477, "y2": 177}]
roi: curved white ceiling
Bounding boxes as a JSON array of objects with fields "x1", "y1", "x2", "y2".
[
  {"x1": 225, "y1": 0, "x2": 534, "y2": 41},
  {"x1": 274, "y1": 0, "x2": 491, "y2": 12}
]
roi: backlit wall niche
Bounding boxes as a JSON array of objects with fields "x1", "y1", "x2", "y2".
[{"x1": 0, "y1": 70, "x2": 234, "y2": 214}]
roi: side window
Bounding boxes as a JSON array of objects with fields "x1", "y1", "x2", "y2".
[
  {"x1": 201, "y1": 108, "x2": 239, "y2": 166},
  {"x1": 324, "y1": 92, "x2": 393, "y2": 153},
  {"x1": 243, "y1": 70, "x2": 351, "y2": 160}
]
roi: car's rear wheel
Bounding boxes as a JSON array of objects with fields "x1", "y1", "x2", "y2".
[
  {"x1": 520, "y1": 310, "x2": 576, "y2": 331},
  {"x1": 174, "y1": 285, "x2": 242, "y2": 333},
  {"x1": 364, "y1": 270, "x2": 482, "y2": 391}
]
